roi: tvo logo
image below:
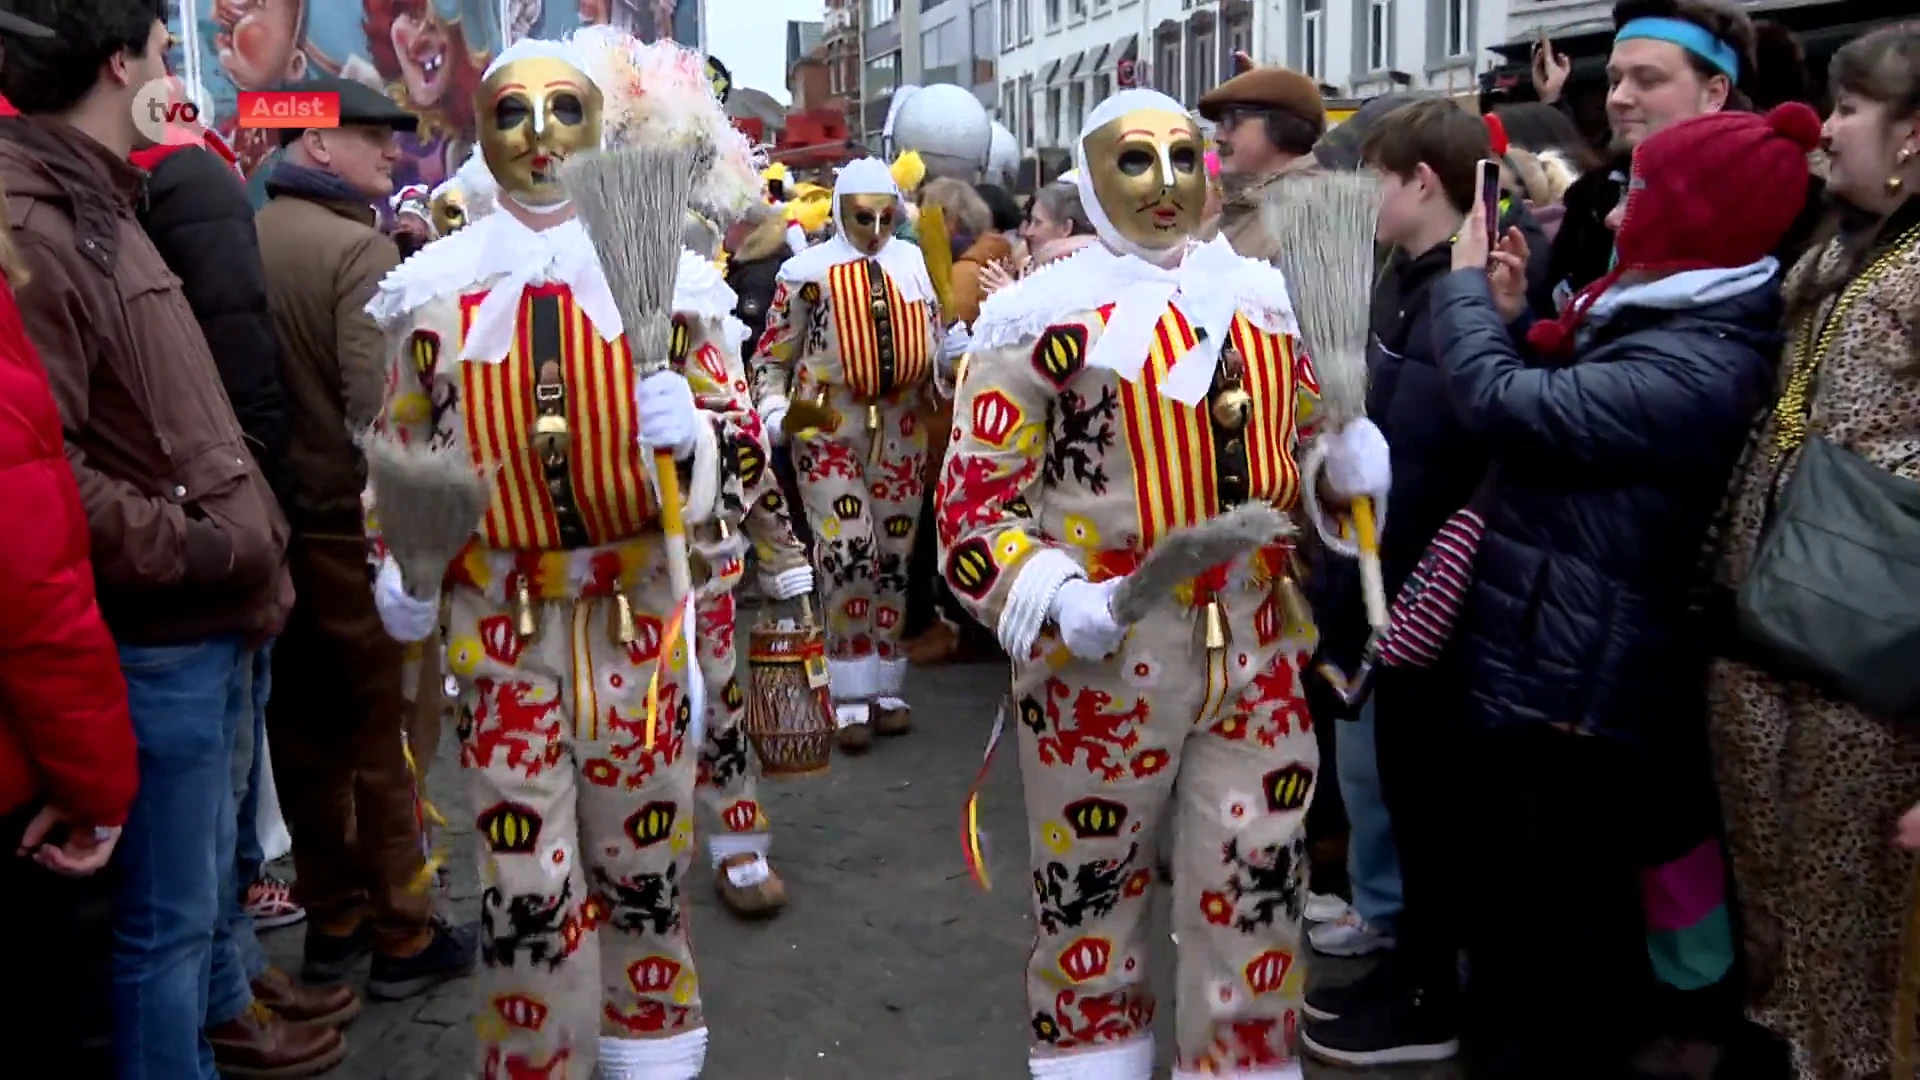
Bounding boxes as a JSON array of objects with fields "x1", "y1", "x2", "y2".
[{"x1": 133, "y1": 76, "x2": 216, "y2": 147}]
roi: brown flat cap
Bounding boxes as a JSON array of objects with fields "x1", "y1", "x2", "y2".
[{"x1": 1198, "y1": 65, "x2": 1326, "y2": 135}]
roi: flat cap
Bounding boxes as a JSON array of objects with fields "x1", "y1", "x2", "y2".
[
  {"x1": 1198, "y1": 65, "x2": 1326, "y2": 136},
  {"x1": 291, "y1": 75, "x2": 419, "y2": 132}
]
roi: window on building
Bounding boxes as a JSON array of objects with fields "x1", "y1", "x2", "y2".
[
  {"x1": 1093, "y1": 71, "x2": 1111, "y2": 104},
  {"x1": 870, "y1": 0, "x2": 897, "y2": 27},
  {"x1": 1190, "y1": 27, "x2": 1216, "y2": 103},
  {"x1": 1068, "y1": 79, "x2": 1086, "y2": 139},
  {"x1": 1095, "y1": 0, "x2": 1111, "y2": 11},
  {"x1": 1297, "y1": 0, "x2": 1323, "y2": 78},
  {"x1": 1019, "y1": 0, "x2": 1032, "y2": 41},
  {"x1": 1003, "y1": 78, "x2": 1018, "y2": 137},
  {"x1": 1156, "y1": 35, "x2": 1180, "y2": 96},
  {"x1": 1046, "y1": 85, "x2": 1064, "y2": 144},
  {"x1": 1002, "y1": 0, "x2": 1015, "y2": 48},
  {"x1": 1046, "y1": 0, "x2": 1061, "y2": 30},
  {"x1": 974, "y1": 2, "x2": 996, "y2": 61},
  {"x1": 1444, "y1": 0, "x2": 1472, "y2": 58},
  {"x1": 1227, "y1": 19, "x2": 1251, "y2": 61},
  {"x1": 1020, "y1": 73, "x2": 1035, "y2": 146},
  {"x1": 866, "y1": 51, "x2": 900, "y2": 97},
  {"x1": 1070, "y1": 0, "x2": 1087, "y2": 20},
  {"x1": 1367, "y1": 0, "x2": 1392, "y2": 72}
]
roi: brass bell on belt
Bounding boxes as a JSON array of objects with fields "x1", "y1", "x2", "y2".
[
  {"x1": 867, "y1": 403, "x2": 884, "y2": 464},
  {"x1": 1277, "y1": 576, "x2": 1312, "y2": 637},
  {"x1": 532, "y1": 412, "x2": 570, "y2": 459},
  {"x1": 610, "y1": 591, "x2": 639, "y2": 645},
  {"x1": 1210, "y1": 386, "x2": 1253, "y2": 431},
  {"x1": 515, "y1": 576, "x2": 538, "y2": 639},
  {"x1": 1203, "y1": 598, "x2": 1229, "y2": 652}
]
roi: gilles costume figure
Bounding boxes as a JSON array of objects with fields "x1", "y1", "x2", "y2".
[
  {"x1": 752, "y1": 158, "x2": 949, "y2": 749},
  {"x1": 364, "y1": 29, "x2": 774, "y2": 1078},
  {"x1": 941, "y1": 89, "x2": 1360, "y2": 1078}
]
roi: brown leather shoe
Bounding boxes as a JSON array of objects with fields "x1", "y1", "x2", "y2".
[
  {"x1": 714, "y1": 853, "x2": 788, "y2": 918},
  {"x1": 874, "y1": 703, "x2": 912, "y2": 735},
  {"x1": 251, "y1": 966, "x2": 361, "y2": 1029},
  {"x1": 208, "y1": 1001, "x2": 348, "y2": 1079}
]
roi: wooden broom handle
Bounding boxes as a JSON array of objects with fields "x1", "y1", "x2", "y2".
[{"x1": 1353, "y1": 497, "x2": 1388, "y2": 632}]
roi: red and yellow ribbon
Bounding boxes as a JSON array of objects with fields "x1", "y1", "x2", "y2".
[
  {"x1": 643, "y1": 593, "x2": 695, "y2": 750},
  {"x1": 962, "y1": 693, "x2": 1011, "y2": 891}
]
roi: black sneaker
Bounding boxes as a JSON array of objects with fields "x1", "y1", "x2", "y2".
[
  {"x1": 300, "y1": 922, "x2": 374, "y2": 985},
  {"x1": 366, "y1": 919, "x2": 478, "y2": 1001},
  {"x1": 1301, "y1": 987, "x2": 1460, "y2": 1067},
  {"x1": 1303, "y1": 957, "x2": 1399, "y2": 1021}
]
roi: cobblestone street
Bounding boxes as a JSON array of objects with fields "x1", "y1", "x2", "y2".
[{"x1": 261, "y1": 657, "x2": 1460, "y2": 1079}]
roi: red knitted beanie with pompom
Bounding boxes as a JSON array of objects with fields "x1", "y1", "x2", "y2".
[{"x1": 1526, "y1": 102, "x2": 1821, "y2": 357}]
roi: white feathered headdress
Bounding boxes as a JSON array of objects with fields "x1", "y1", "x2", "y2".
[{"x1": 567, "y1": 24, "x2": 764, "y2": 221}]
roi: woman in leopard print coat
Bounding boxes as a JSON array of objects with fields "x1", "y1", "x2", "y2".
[{"x1": 1707, "y1": 26, "x2": 1920, "y2": 1080}]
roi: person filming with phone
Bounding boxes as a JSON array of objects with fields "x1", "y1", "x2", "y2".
[{"x1": 1418, "y1": 103, "x2": 1817, "y2": 1078}]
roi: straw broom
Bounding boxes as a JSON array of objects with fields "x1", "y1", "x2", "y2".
[
  {"x1": 559, "y1": 140, "x2": 715, "y2": 608},
  {"x1": 361, "y1": 432, "x2": 493, "y2": 602},
  {"x1": 1262, "y1": 171, "x2": 1390, "y2": 631}
]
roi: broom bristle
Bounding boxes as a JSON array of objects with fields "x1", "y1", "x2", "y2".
[
  {"x1": 362, "y1": 432, "x2": 494, "y2": 600},
  {"x1": 1260, "y1": 171, "x2": 1381, "y2": 427},
  {"x1": 561, "y1": 142, "x2": 714, "y2": 361},
  {"x1": 1109, "y1": 503, "x2": 1296, "y2": 625}
]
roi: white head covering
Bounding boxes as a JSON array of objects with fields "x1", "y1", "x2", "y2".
[
  {"x1": 775, "y1": 157, "x2": 932, "y2": 303},
  {"x1": 1073, "y1": 88, "x2": 1198, "y2": 263},
  {"x1": 973, "y1": 87, "x2": 1297, "y2": 406},
  {"x1": 481, "y1": 37, "x2": 601, "y2": 88}
]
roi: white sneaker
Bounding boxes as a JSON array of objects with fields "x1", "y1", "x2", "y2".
[
  {"x1": 1309, "y1": 910, "x2": 1397, "y2": 957},
  {"x1": 1305, "y1": 891, "x2": 1351, "y2": 924}
]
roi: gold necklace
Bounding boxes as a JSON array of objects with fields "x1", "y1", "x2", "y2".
[{"x1": 1770, "y1": 222, "x2": 1920, "y2": 465}]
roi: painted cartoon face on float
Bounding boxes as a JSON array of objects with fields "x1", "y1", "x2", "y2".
[
  {"x1": 1081, "y1": 107, "x2": 1207, "y2": 251},
  {"x1": 212, "y1": 0, "x2": 307, "y2": 91},
  {"x1": 477, "y1": 55, "x2": 603, "y2": 208},
  {"x1": 839, "y1": 193, "x2": 899, "y2": 255}
]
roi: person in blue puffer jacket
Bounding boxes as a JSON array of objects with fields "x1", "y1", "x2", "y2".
[{"x1": 1428, "y1": 103, "x2": 1819, "y2": 1079}]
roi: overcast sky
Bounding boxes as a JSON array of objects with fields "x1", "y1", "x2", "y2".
[{"x1": 707, "y1": 0, "x2": 828, "y2": 106}]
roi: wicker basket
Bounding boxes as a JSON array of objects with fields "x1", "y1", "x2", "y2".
[{"x1": 745, "y1": 619, "x2": 834, "y2": 777}]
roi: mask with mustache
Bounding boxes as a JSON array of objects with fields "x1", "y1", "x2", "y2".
[
  {"x1": 1079, "y1": 105, "x2": 1207, "y2": 255},
  {"x1": 477, "y1": 52, "x2": 603, "y2": 209}
]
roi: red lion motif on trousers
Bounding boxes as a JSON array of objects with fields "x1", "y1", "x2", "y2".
[
  {"x1": 1039, "y1": 682, "x2": 1149, "y2": 781},
  {"x1": 482, "y1": 1046, "x2": 570, "y2": 1080},
  {"x1": 464, "y1": 679, "x2": 565, "y2": 778}
]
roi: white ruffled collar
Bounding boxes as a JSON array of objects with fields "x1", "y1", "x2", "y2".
[
  {"x1": 366, "y1": 212, "x2": 742, "y2": 341},
  {"x1": 971, "y1": 236, "x2": 1298, "y2": 405},
  {"x1": 774, "y1": 233, "x2": 934, "y2": 304}
]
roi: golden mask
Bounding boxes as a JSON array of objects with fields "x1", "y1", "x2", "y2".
[
  {"x1": 1081, "y1": 108, "x2": 1207, "y2": 251},
  {"x1": 429, "y1": 187, "x2": 468, "y2": 235},
  {"x1": 477, "y1": 55, "x2": 603, "y2": 207},
  {"x1": 839, "y1": 193, "x2": 899, "y2": 255}
]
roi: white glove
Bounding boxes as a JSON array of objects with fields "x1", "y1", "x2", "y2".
[
  {"x1": 759, "y1": 396, "x2": 790, "y2": 446},
  {"x1": 1048, "y1": 577, "x2": 1127, "y2": 662},
  {"x1": 374, "y1": 558, "x2": 439, "y2": 643},
  {"x1": 760, "y1": 564, "x2": 814, "y2": 601},
  {"x1": 1323, "y1": 418, "x2": 1391, "y2": 502},
  {"x1": 941, "y1": 323, "x2": 972, "y2": 362},
  {"x1": 636, "y1": 370, "x2": 700, "y2": 459}
]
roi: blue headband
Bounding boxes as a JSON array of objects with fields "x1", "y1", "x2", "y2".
[{"x1": 1615, "y1": 17, "x2": 1740, "y2": 81}]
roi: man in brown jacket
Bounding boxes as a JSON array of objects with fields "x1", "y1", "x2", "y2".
[
  {"x1": 1198, "y1": 55, "x2": 1328, "y2": 261},
  {"x1": 0, "y1": 2, "x2": 327, "y2": 1076},
  {"x1": 255, "y1": 74, "x2": 476, "y2": 1000}
]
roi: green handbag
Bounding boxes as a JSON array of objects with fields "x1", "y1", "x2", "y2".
[
  {"x1": 1735, "y1": 223, "x2": 1920, "y2": 719},
  {"x1": 1736, "y1": 435, "x2": 1920, "y2": 719}
]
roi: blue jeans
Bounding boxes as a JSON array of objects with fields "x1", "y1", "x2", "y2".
[
  {"x1": 208, "y1": 645, "x2": 274, "y2": 1027},
  {"x1": 1340, "y1": 698, "x2": 1404, "y2": 931},
  {"x1": 233, "y1": 644, "x2": 273, "y2": 883},
  {"x1": 112, "y1": 634, "x2": 249, "y2": 1080}
]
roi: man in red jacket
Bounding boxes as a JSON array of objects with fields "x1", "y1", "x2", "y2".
[{"x1": 0, "y1": 14, "x2": 139, "y2": 1065}]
